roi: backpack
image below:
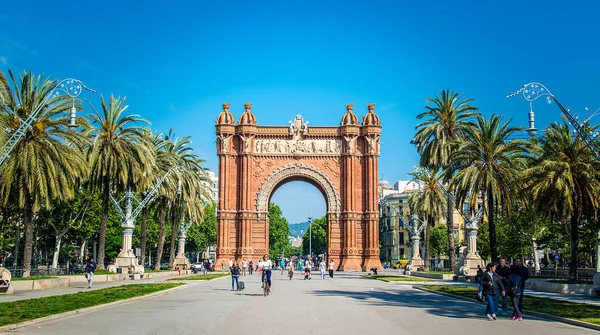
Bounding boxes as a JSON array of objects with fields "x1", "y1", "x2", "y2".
[
  {"x1": 506, "y1": 274, "x2": 521, "y2": 296},
  {"x1": 476, "y1": 283, "x2": 487, "y2": 302}
]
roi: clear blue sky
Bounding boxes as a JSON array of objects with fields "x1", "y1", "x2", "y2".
[{"x1": 2, "y1": 1, "x2": 599, "y2": 223}]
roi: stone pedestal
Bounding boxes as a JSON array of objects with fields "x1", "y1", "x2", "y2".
[
  {"x1": 406, "y1": 236, "x2": 423, "y2": 271},
  {"x1": 173, "y1": 234, "x2": 191, "y2": 270},
  {"x1": 455, "y1": 229, "x2": 483, "y2": 276},
  {"x1": 114, "y1": 226, "x2": 143, "y2": 275},
  {"x1": 0, "y1": 267, "x2": 12, "y2": 294}
]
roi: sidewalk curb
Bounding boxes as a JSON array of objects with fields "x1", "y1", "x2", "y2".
[
  {"x1": 414, "y1": 285, "x2": 600, "y2": 332},
  {"x1": 0, "y1": 284, "x2": 188, "y2": 333}
]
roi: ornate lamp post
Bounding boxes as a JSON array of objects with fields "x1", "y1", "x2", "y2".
[
  {"x1": 110, "y1": 166, "x2": 182, "y2": 276},
  {"x1": 405, "y1": 214, "x2": 426, "y2": 272},
  {"x1": 508, "y1": 82, "x2": 600, "y2": 289},
  {"x1": 174, "y1": 215, "x2": 194, "y2": 271},
  {"x1": 0, "y1": 78, "x2": 95, "y2": 167}
]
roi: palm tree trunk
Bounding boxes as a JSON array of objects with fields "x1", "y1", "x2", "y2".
[
  {"x1": 168, "y1": 206, "x2": 177, "y2": 269},
  {"x1": 139, "y1": 206, "x2": 148, "y2": 267},
  {"x1": 568, "y1": 209, "x2": 581, "y2": 282},
  {"x1": 97, "y1": 174, "x2": 110, "y2": 270},
  {"x1": 424, "y1": 215, "x2": 432, "y2": 271},
  {"x1": 22, "y1": 197, "x2": 34, "y2": 278},
  {"x1": 487, "y1": 188, "x2": 498, "y2": 263},
  {"x1": 154, "y1": 198, "x2": 168, "y2": 271},
  {"x1": 446, "y1": 197, "x2": 455, "y2": 270}
]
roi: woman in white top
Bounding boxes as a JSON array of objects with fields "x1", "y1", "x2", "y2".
[
  {"x1": 319, "y1": 260, "x2": 326, "y2": 279},
  {"x1": 260, "y1": 254, "x2": 273, "y2": 289},
  {"x1": 328, "y1": 260, "x2": 335, "y2": 279}
]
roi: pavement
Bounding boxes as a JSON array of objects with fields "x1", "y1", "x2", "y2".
[{"x1": 8, "y1": 271, "x2": 598, "y2": 335}]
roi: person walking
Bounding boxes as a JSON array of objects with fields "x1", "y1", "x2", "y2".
[
  {"x1": 230, "y1": 261, "x2": 241, "y2": 291},
  {"x1": 480, "y1": 262, "x2": 505, "y2": 321},
  {"x1": 514, "y1": 257, "x2": 529, "y2": 313},
  {"x1": 248, "y1": 260, "x2": 254, "y2": 275},
  {"x1": 319, "y1": 259, "x2": 326, "y2": 279},
  {"x1": 496, "y1": 258, "x2": 510, "y2": 315},
  {"x1": 228, "y1": 259, "x2": 233, "y2": 270},
  {"x1": 242, "y1": 259, "x2": 247, "y2": 276},
  {"x1": 203, "y1": 259, "x2": 210, "y2": 275},
  {"x1": 328, "y1": 259, "x2": 334, "y2": 279},
  {"x1": 221, "y1": 261, "x2": 226, "y2": 272},
  {"x1": 85, "y1": 257, "x2": 96, "y2": 289},
  {"x1": 280, "y1": 258, "x2": 286, "y2": 276},
  {"x1": 507, "y1": 265, "x2": 524, "y2": 320}
]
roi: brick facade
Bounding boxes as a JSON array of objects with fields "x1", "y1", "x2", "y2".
[{"x1": 215, "y1": 103, "x2": 382, "y2": 271}]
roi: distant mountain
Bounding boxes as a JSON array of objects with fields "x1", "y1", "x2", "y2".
[{"x1": 288, "y1": 221, "x2": 310, "y2": 237}]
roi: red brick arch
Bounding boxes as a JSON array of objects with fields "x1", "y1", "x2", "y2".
[{"x1": 215, "y1": 104, "x2": 382, "y2": 271}]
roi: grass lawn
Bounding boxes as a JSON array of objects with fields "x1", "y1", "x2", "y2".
[
  {"x1": 11, "y1": 276, "x2": 57, "y2": 281},
  {"x1": 144, "y1": 269, "x2": 173, "y2": 273},
  {"x1": 361, "y1": 275, "x2": 431, "y2": 282},
  {"x1": 422, "y1": 271, "x2": 454, "y2": 275},
  {"x1": 423, "y1": 285, "x2": 600, "y2": 326},
  {"x1": 0, "y1": 283, "x2": 182, "y2": 327},
  {"x1": 168, "y1": 273, "x2": 229, "y2": 281}
]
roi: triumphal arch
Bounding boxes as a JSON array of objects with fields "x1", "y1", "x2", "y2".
[{"x1": 214, "y1": 103, "x2": 382, "y2": 271}]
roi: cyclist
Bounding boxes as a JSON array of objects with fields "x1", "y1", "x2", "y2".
[{"x1": 260, "y1": 254, "x2": 273, "y2": 292}]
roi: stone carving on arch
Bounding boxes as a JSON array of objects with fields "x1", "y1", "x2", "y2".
[{"x1": 255, "y1": 163, "x2": 341, "y2": 214}]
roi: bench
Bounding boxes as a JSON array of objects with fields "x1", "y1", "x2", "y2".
[{"x1": 0, "y1": 267, "x2": 12, "y2": 294}]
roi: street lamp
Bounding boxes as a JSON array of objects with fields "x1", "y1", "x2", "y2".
[
  {"x1": 508, "y1": 81, "x2": 600, "y2": 287},
  {"x1": 0, "y1": 78, "x2": 96, "y2": 167},
  {"x1": 308, "y1": 215, "x2": 313, "y2": 257}
]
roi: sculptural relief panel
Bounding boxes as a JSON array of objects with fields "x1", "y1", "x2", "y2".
[{"x1": 254, "y1": 139, "x2": 341, "y2": 155}]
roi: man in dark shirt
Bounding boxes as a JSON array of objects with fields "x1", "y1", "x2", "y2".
[
  {"x1": 85, "y1": 258, "x2": 96, "y2": 289},
  {"x1": 514, "y1": 257, "x2": 529, "y2": 312},
  {"x1": 496, "y1": 258, "x2": 510, "y2": 315}
]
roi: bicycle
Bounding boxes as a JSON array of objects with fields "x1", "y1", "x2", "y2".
[{"x1": 262, "y1": 270, "x2": 271, "y2": 297}]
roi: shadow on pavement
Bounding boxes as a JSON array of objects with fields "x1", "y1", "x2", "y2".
[{"x1": 310, "y1": 288, "x2": 551, "y2": 323}]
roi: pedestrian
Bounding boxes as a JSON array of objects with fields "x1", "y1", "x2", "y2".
[
  {"x1": 242, "y1": 259, "x2": 247, "y2": 276},
  {"x1": 496, "y1": 258, "x2": 510, "y2": 315},
  {"x1": 203, "y1": 259, "x2": 209, "y2": 275},
  {"x1": 506, "y1": 265, "x2": 524, "y2": 321},
  {"x1": 221, "y1": 261, "x2": 226, "y2": 272},
  {"x1": 480, "y1": 262, "x2": 505, "y2": 321},
  {"x1": 248, "y1": 260, "x2": 254, "y2": 275},
  {"x1": 85, "y1": 257, "x2": 96, "y2": 289},
  {"x1": 514, "y1": 257, "x2": 529, "y2": 313},
  {"x1": 319, "y1": 259, "x2": 326, "y2": 279},
  {"x1": 475, "y1": 265, "x2": 484, "y2": 283},
  {"x1": 328, "y1": 259, "x2": 334, "y2": 279},
  {"x1": 230, "y1": 261, "x2": 241, "y2": 291},
  {"x1": 228, "y1": 258, "x2": 233, "y2": 270}
]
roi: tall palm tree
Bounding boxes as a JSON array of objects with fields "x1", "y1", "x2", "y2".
[
  {"x1": 413, "y1": 89, "x2": 477, "y2": 270},
  {"x1": 450, "y1": 113, "x2": 531, "y2": 262},
  {"x1": 87, "y1": 95, "x2": 152, "y2": 269},
  {"x1": 408, "y1": 168, "x2": 447, "y2": 271},
  {"x1": 0, "y1": 70, "x2": 88, "y2": 277},
  {"x1": 138, "y1": 129, "x2": 167, "y2": 267},
  {"x1": 524, "y1": 118, "x2": 600, "y2": 281}
]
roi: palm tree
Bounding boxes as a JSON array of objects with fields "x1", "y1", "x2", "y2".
[
  {"x1": 450, "y1": 113, "x2": 531, "y2": 262},
  {"x1": 524, "y1": 118, "x2": 600, "y2": 281},
  {"x1": 138, "y1": 129, "x2": 167, "y2": 267},
  {"x1": 408, "y1": 168, "x2": 447, "y2": 271},
  {"x1": 0, "y1": 70, "x2": 88, "y2": 277},
  {"x1": 413, "y1": 89, "x2": 477, "y2": 270},
  {"x1": 87, "y1": 95, "x2": 152, "y2": 269}
]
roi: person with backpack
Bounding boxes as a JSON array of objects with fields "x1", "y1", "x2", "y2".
[
  {"x1": 248, "y1": 260, "x2": 254, "y2": 275},
  {"x1": 230, "y1": 261, "x2": 241, "y2": 291},
  {"x1": 506, "y1": 265, "x2": 524, "y2": 320},
  {"x1": 85, "y1": 257, "x2": 96, "y2": 289},
  {"x1": 480, "y1": 262, "x2": 505, "y2": 321}
]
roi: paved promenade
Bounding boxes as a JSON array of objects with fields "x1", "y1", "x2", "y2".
[{"x1": 10, "y1": 272, "x2": 596, "y2": 335}]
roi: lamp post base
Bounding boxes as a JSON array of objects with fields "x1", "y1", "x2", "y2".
[
  {"x1": 455, "y1": 256, "x2": 484, "y2": 277},
  {"x1": 174, "y1": 255, "x2": 191, "y2": 270},
  {"x1": 114, "y1": 250, "x2": 144, "y2": 276}
]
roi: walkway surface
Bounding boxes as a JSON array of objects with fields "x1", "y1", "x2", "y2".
[{"x1": 9, "y1": 272, "x2": 598, "y2": 335}]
